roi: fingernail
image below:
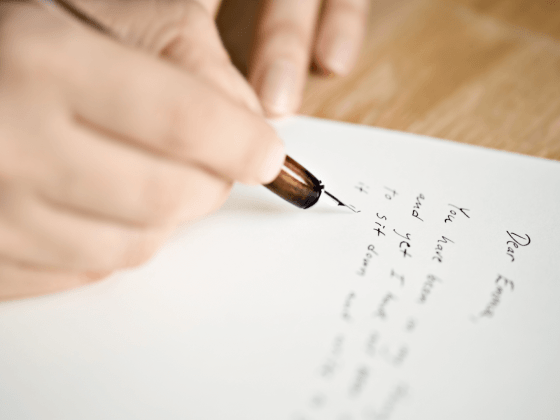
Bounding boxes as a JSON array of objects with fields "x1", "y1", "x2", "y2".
[
  {"x1": 260, "y1": 140, "x2": 286, "y2": 184},
  {"x1": 324, "y1": 35, "x2": 354, "y2": 75},
  {"x1": 259, "y1": 60, "x2": 296, "y2": 116}
]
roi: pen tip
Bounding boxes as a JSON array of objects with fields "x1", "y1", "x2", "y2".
[{"x1": 323, "y1": 191, "x2": 360, "y2": 213}]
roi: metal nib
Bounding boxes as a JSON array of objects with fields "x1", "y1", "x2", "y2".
[{"x1": 323, "y1": 190, "x2": 360, "y2": 213}]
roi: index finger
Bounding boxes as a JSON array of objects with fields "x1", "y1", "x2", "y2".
[{"x1": 55, "y1": 20, "x2": 285, "y2": 185}]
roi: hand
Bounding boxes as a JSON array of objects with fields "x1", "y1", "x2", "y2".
[
  {"x1": 0, "y1": 2, "x2": 285, "y2": 301},
  {"x1": 248, "y1": 0, "x2": 370, "y2": 116},
  {"x1": 64, "y1": 0, "x2": 369, "y2": 118},
  {"x1": 62, "y1": 0, "x2": 263, "y2": 114}
]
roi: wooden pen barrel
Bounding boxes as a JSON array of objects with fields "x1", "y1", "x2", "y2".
[{"x1": 265, "y1": 156, "x2": 323, "y2": 209}]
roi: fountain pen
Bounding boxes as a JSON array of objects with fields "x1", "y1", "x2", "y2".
[{"x1": 266, "y1": 156, "x2": 358, "y2": 211}]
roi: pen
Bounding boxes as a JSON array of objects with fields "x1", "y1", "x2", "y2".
[
  {"x1": 48, "y1": 0, "x2": 357, "y2": 212},
  {"x1": 265, "y1": 156, "x2": 358, "y2": 211}
]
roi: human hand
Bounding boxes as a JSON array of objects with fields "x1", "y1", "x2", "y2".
[
  {"x1": 248, "y1": 0, "x2": 370, "y2": 116},
  {"x1": 64, "y1": 0, "x2": 369, "y2": 118},
  {"x1": 64, "y1": 0, "x2": 262, "y2": 114},
  {"x1": 0, "y1": 2, "x2": 284, "y2": 301}
]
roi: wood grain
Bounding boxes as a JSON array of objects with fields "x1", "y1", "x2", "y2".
[{"x1": 219, "y1": 0, "x2": 560, "y2": 160}]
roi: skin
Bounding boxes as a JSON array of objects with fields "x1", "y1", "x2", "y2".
[
  {"x1": 249, "y1": 0, "x2": 370, "y2": 116},
  {"x1": 69, "y1": 0, "x2": 370, "y2": 115},
  {"x1": 0, "y1": 0, "x2": 368, "y2": 301}
]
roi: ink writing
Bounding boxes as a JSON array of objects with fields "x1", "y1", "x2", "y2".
[
  {"x1": 444, "y1": 204, "x2": 470, "y2": 223},
  {"x1": 356, "y1": 245, "x2": 378, "y2": 276},
  {"x1": 412, "y1": 193, "x2": 425, "y2": 221},
  {"x1": 505, "y1": 231, "x2": 531, "y2": 262},
  {"x1": 478, "y1": 275, "x2": 514, "y2": 319},
  {"x1": 393, "y1": 229, "x2": 412, "y2": 258},
  {"x1": 417, "y1": 274, "x2": 442, "y2": 303},
  {"x1": 432, "y1": 236, "x2": 454, "y2": 263}
]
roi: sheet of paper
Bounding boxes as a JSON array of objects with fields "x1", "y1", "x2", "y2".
[{"x1": 1, "y1": 116, "x2": 559, "y2": 420}]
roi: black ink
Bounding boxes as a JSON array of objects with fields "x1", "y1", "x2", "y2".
[
  {"x1": 505, "y1": 231, "x2": 531, "y2": 262},
  {"x1": 400, "y1": 247, "x2": 411, "y2": 258},
  {"x1": 376, "y1": 213, "x2": 387, "y2": 221},
  {"x1": 349, "y1": 366, "x2": 370, "y2": 397},
  {"x1": 355, "y1": 182, "x2": 369, "y2": 194},
  {"x1": 445, "y1": 204, "x2": 470, "y2": 222},
  {"x1": 380, "y1": 344, "x2": 409, "y2": 366},
  {"x1": 342, "y1": 293, "x2": 356, "y2": 321},
  {"x1": 310, "y1": 393, "x2": 326, "y2": 408},
  {"x1": 392, "y1": 346, "x2": 409, "y2": 366},
  {"x1": 374, "y1": 222, "x2": 386, "y2": 237},
  {"x1": 390, "y1": 269, "x2": 405, "y2": 286},
  {"x1": 375, "y1": 293, "x2": 396, "y2": 319},
  {"x1": 365, "y1": 332, "x2": 380, "y2": 357},
  {"x1": 496, "y1": 274, "x2": 514, "y2": 291},
  {"x1": 393, "y1": 230, "x2": 411, "y2": 241},
  {"x1": 319, "y1": 334, "x2": 345, "y2": 378},
  {"x1": 418, "y1": 274, "x2": 442, "y2": 303},
  {"x1": 393, "y1": 230, "x2": 412, "y2": 258},
  {"x1": 324, "y1": 190, "x2": 360, "y2": 213},
  {"x1": 357, "y1": 245, "x2": 378, "y2": 276},
  {"x1": 412, "y1": 193, "x2": 425, "y2": 221},
  {"x1": 432, "y1": 236, "x2": 454, "y2": 263},
  {"x1": 405, "y1": 318, "x2": 417, "y2": 332},
  {"x1": 478, "y1": 274, "x2": 514, "y2": 318},
  {"x1": 363, "y1": 384, "x2": 408, "y2": 420},
  {"x1": 384, "y1": 186, "x2": 398, "y2": 200},
  {"x1": 507, "y1": 231, "x2": 531, "y2": 246}
]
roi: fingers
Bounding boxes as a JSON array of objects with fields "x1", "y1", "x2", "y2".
[
  {"x1": 249, "y1": 0, "x2": 322, "y2": 116},
  {"x1": 0, "y1": 257, "x2": 109, "y2": 302},
  {"x1": 158, "y1": 1, "x2": 262, "y2": 114},
  {"x1": 36, "y1": 121, "x2": 232, "y2": 227},
  {"x1": 54, "y1": 22, "x2": 284, "y2": 185},
  {"x1": 65, "y1": 0, "x2": 262, "y2": 114},
  {"x1": 314, "y1": 0, "x2": 369, "y2": 75},
  {"x1": 0, "y1": 2, "x2": 286, "y2": 300},
  {"x1": 0, "y1": 184, "x2": 174, "y2": 272}
]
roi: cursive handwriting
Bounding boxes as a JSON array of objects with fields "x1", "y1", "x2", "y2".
[
  {"x1": 412, "y1": 193, "x2": 425, "y2": 222},
  {"x1": 506, "y1": 231, "x2": 531, "y2": 262}
]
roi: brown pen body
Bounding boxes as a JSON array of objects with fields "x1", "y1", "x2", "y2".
[{"x1": 265, "y1": 156, "x2": 323, "y2": 209}]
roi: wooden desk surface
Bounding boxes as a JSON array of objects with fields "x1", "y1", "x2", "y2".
[{"x1": 219, "y1": 0, "x2": 560, "y2": 160}]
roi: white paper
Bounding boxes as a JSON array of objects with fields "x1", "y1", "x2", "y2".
[{"x1": 1, "y1": 116, "x2": 559, "y2": 420}]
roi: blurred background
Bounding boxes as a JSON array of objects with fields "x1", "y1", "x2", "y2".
[{"x1": 218, "y1": 0, "x2": 560, "y2": 160}]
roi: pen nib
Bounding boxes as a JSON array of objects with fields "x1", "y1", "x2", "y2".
[{"x1": 323, "y1": 190, "x2": 360, "y2": 213}]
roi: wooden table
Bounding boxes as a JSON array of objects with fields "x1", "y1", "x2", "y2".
[{"x1": 219, "y1": 0, "x2": 560, "y2": 160}]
